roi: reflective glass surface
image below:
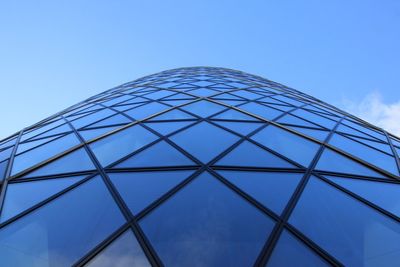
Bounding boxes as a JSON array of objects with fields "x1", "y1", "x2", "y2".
[
  {"x1": 290, "y1": 177, "x2": 400, "y2": 266},
  {"x1": 90, "y1": 125, "x2": 158, "y2": 166},
  {"x1": 140, "y1": 172, "x2": 275, "y2": 267},
  {"x1": 0, "y1": 176, "x2": 125, "y2": 267},
  {"x1": 252, "y1": 125, "x2": 320, "y2": 166}
]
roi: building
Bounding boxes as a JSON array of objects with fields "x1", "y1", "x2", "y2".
[{"x1": 0, "y1": 67, "x2": 399, "y2": 266}]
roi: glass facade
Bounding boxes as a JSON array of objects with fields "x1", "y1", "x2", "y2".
[{"x1": 0, "y1": 67, "x2": 399, "y2": 266}]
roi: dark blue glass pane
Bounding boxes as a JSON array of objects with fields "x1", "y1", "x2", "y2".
[
  {"x1": 1, "y1": 175, "x2": 86, "y2": 222},
  {"x1": 170, "y1": 122, "x2": 240, "y2": 163},
  {"x1": 251, "y1": 125, "x2": 320, "y2": 167},
  {"x1": 325, "y1": 175, "x2": 400, "y2": 217},
  {"x1": 216, "y1": 141, "x2": 295, "y2": 168},
  {"x1": 289, "y1": 126, "x2": 329, "y2": 142},
  {"x1": 277, "y1": 114, "x2": 319, "y2": 128},
  {"x1": 212, "y1": 109, "x2": 259, "y2": 121},
  {"x1": 290, "y1": 177, "x2": 400, "y2": 266},
  {"x1": 291, "y1": 109, "x2": 337, "y2": 129},
  {"x1": 90, "y1": 125, "x2": 158, "y2": 167},
  {"x1": 79, "y1": 126, "x2": 120, "y2": 141},
  {"x1": 86, "y1": 230, "x2": 150, "y2": 267},
  {"x1": 0, "y1": 146, "x2": 13, "y2": 162},
  {"x1": 0, "y1": 176, "x2": 125, "y2": 267},
  {"x1": 115, "y1": 141, "x2": 195, "y2": 168},
  {"x1": 110, "y1": 170, "x2": 194, "y2": 214},
  {"x1": 17, "y1": 135, "x2": 60, "y2": 154},
  {"x1": 148, "y1": 108, "x2": 195, "y2": 120},
  {"x1": 87, "y1": 114, "x2": 131, "y2": 128},
  {"x1": 316, "y1": 148, "x2": 386, "y2": 178},
  {"x1": 71, "y1": 109, "x2": 116, "y2": 129},
  {"x1": 144, "y1": 121, "x2": 194, "y2": 136},
  {"x1": 218, "y1": 171, "x2": 301, "y2": 214},
  {"x1": 181, "y1": 100, "x2": 226, "y2": 118},
  {"x1": 23, "y1": 148, "x2": 95, "y2": 178},
  {"x1": 140, "y1": 172, "x2": 275, "y2": 267},
  {"x1": 266, "y1": 230, "x2": 328, "y2": 267},
  {"x1": 124, "y1": 102, "x2": 169, "y2": 120},
  {"x1": 238, "y1": 102, "x2": 282, "y2": 120},
  {"x1": 0, "y1": 160, "x2": 8, "y2": 181},
  {"x1": 213, "y1": 121, "x2": 263, "y2": 136},
  {"x1": 329, "y1": 134, "x2": 398, "y2": 175},
  {"x1": 12, "y1": 134, "x2": 81, "y2": 175}
]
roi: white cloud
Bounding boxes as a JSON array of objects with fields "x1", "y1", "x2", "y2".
[{"x1": 340, "y1": 91, "x2": 400, "y2": 137}]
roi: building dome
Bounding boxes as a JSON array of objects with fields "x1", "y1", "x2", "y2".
[{"x1": 0, "y1": 67, "x2": 399, "y2": 266}]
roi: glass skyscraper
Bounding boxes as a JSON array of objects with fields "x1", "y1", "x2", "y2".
[{"x1": 0, "y1": 67, "x2": 399, "y2": 266}]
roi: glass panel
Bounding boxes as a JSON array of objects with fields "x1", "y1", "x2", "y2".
[
  {"x1": 140, "y1": 172, "x2": 275, "y2": 267},
  {"x1": 144, "y1": 121, "x2": 194, "y2": 136},
  {"x1": 0, "y1": 146, "x2": 13, "y2": 162},
  {"x1": 90, "y1": 125, "x2": 158, "y2": 167},
  {"x1": 148, "y1": 108, "x2": 195, "y2": 121},
  {"x1": 189, "y1": 88, "x2": 219, "y2": 97},
  {"x1": 110, "y1": 170, "x2": 194, "y2": 214},
  {"x1": 231, "y1": 90, "x2": 263, "y2": 100},
  {"x1": 0, "y1": 160, "x2": 8, "y2": 181},
  {"x1": 291, "y1": 109, "x2": 337, "y2": 129},
  {"x1": 12, "y1": 134, "x2": 81, "y2": 175},
  {"x1": 87, "y1": 114, "x2": 131, "y2": 128},
  {"x1": 181, "y1": 100, "x2": 226, "y2": 118},
  {"x1": 329, "y1": 134, "x2": 398, "y2": 175},
  {"x1": 251, "y1": 125, "x2": 320, "y2": 167},
  {"x1": 315, "y1": 148, "x2": 386, "y2": 179},
  {"x1": 170, "y1": 122, "x2": 240, "y2": 163},
  {"x1": 218, "y1": 171, "x2": 301, "y2": 214},
  {"x1": 115, "y1": 141, "x2": 195, "y2": 168},
  {"x1": 238, "y1": 102, "x2": 282, "y2": 120},
  {"x1": 213, "y1": 121, "x2": 263, "y2": 136},
  {"x1": 0, "y1": 176, "x2": 125, "y2": 267},
  {"x1": 212, "y1": 109, "x2": 260, "y2": 121},
  {"x1": 23, "y1": 148, "x2": 95, "y2": 178},
  {"x1": 17, "y1": 135, "x2": 60, "y2": 154},
  {"x1": 267, "y1": 230, "x2": 329, "y2": 267},
  {"x1": 32, "y1": 123, "x2": 72, "y2": 140},
  {"x1": 1, "y1": 175, "x2": 86, "y2": 222},
  {"x1": 325, "y1": 175, "x2": 400, "y2": 217},
  {"x1": 71, "y1": 109, "x2": 116, "y2": 129},
  {"x1": 290, "y1": 177, "x2": 400, "y2": 266},
  {"x1": 216, "y1": 141, "x2": 295, "y2": 168},
  {"x1": 79, "y1": 126, "x2": 120, "y2": 141},
  {"x1": 289, "y1": 126, "x2": 329, "y2": 142},
  {"x1": 277, "y1": 114, "x2": 320, "y2": 128},
  {"x1": 124, "y1": 102, "x2": 169, "y2": 120},
  {"x1": 85, "y1": 229, "x2": 150, "y2": 267}
]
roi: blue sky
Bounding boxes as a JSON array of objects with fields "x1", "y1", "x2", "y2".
[{"x1": 1, "y1": 0, "x2": 400, "y2": 139}]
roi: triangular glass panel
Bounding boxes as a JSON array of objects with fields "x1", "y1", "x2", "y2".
[
  {"x1": 251, "y1": 125, "x2": 320, "y2": 167},
  {"x1": 139, "y1": 172, "x2": 275, "y2": 266},
  {"x1": 277, "y1": 114, "x2": 321, "y2": 128},
  {"x1": 289, "y1": 176, "x2": 400, "y2": 266},
  {"x1": 349, "y1": 136, "x2": 392, "y2": 154},
  {"x1": 86, "y1": 230, "x2": 150, "y2": 267},
  {"x1": 79, "y1": 126, "x2": 120, "y2": 141},
  {"x1": 124, "y1": 102, "x2": 169, "y2": 120},
  {"x1": 188, "y1": 88, "x2": 219, "y2": 97},
  {"x1": 70, "y1": 109, "x2": 116, "y2": 129},
  {"x1": 16, "y1": 135, "x2": 61, "y2": 154},
  {"x1": 238, "y1": 102, "x2": 282, "y2": 120},
  {"x1": 212, "y1": 109, "x2": 260, "y2": 121},
  {"x1": 170, "y1": 122, "x2": 240, "y2": 163},
  {"x1": 217, "y1": 170, "x2": 301, "y2": 214},
  {"x1": 109, "y1": 170, "x2": 194, "y2": 214},
  {"x1": 291, "y1": 109, "x2": 337, "y2": 129},
  {"x1": 289, "y1": 126, "x2": 329, "y2": 142},
  {"x1": 325, "y1": 175, "x2": 400, "y2": 218},
  {"x1": 90, "y1": 125, "x2": 158, "y2": 167},
  {"x1": 213, "y1": 121, "x2": 263, "y2": 136},
  {"x1": 315, "y1": 148, "x2": 386, "y2": 179},
  {"x1": 181, "y1": 100, "x2": 226, "y2": 118},
  {"x1": 0, "y1": 160, "x2": 8, "y2": 181},
  {"x1": 11, "y1": 133, "x2": 81, "y2": 176},
  {"x1": 267, "y1": 230, "x2": 329, "y2": 266},
  {"x1": 22, "y1": 148, "x2": 96, "y2": 178},
  {"x1": 160, "y1": 99, "x2": 194, "y2": 106},
  {"x1": 86, "y1": 114, "x2": 131, "y2": 128},
  {"x1": 0, "y1": 175, "x2": 87, "y2": 222},
  {"x1": 144, "y1": 121, "x2": 195, "y2": 136},
  {"x1": 216, "y1": 141, "x2": 296, "y2": 169},
  {"x1": 211, "y1": 92, "x2": 245, "y2": 100},
  {"x1": 163, "y1": 92, "x2": 195, "y2": 100},
  {"x1": 329, "y1": 133, "x2": 398, "y2": 175},
  {"x1": 148, "y1": 108, "x2": 196, "y2": 121},
  {"x1": 0, "y1": 146, "x2": 14, "y2": 162},
  {"x1": 115, "y1": 141, "x2": 195, "y2": 168},
  {"x1": 231, "y1": 90, "x2": 263, "y2": 100},
  {"x1": 213, "y1": 99, "x2": 246, "y2": 106},
  {"x1": 0, "y1": 176, "x2": 125, "y2": 266}
]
